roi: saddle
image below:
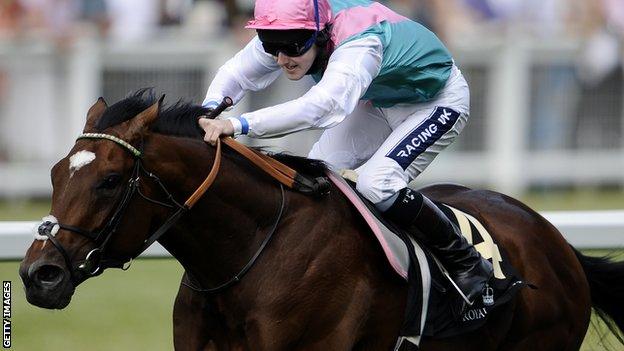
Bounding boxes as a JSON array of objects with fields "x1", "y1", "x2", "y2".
[{"x1": 326, "y1": 171, "x2": 528, "y2": 347}]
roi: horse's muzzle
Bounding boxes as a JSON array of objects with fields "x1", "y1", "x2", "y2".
[{"x1": 19, "y1": 260, "x2": 75, "y2": 309}]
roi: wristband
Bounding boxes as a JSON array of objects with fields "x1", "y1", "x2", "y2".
[{"x1": 238, "y1": 117, "x2": 249, "y2": 135}]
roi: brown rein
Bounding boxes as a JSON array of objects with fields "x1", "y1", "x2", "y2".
[
  {"x1": 186, "y1": 95, "x2": 319, "y2": 208},
  {"x1": 184, "y1": 136, "x2": 222, "y2": 208},
  {"x1": 184, "y1": 136, "x2": 301, "y2": 209}
]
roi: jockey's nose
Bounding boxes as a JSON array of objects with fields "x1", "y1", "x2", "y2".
[{"x1": 276, "y1": 52, "x2": 290, "y2": 66}]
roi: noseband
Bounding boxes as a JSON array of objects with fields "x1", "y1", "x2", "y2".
[{"x1": 38, "y1": 132, "x2": 195, "y2": 284}]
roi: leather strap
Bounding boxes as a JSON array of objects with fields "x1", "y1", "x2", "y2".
[
  {"x1": 186, "y1": 94, "x2": 328, "y2": 209},
  {"x1": 184, "y1": 136, "x2": 222, "y2": 209},
  {"x1": 224, "y1": 138, "x2": 326, "y2": 194},
  {"x1": 182, "y1": 134, "x2": 323, "y2": 211},
  {"x1": 222, "y1": 137, "x2": 298, "y2": 189}
]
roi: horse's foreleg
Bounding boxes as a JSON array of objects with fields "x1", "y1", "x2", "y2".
[{"x1": 173, "y1": 272, "x2": 218, "y2": 351}]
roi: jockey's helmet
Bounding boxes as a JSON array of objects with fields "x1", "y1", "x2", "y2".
[
  {"x1": 247, "y1": 0, "x2": 332, "y2": 57},
  {"x1": 246, "y1": 0, "x2": 331, "y2": 31}
]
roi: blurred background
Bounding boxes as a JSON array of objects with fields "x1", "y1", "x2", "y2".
[
  {"x1": 0, "y1": 0, "x2": 622, "y2": 198},
  {"x1": 0, "y1": 0, "x2": 623, "y2": 350}
]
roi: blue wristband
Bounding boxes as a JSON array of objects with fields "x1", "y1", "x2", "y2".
[{"x1": 238, "y1": 117, "x2": 249, "y2": 135}]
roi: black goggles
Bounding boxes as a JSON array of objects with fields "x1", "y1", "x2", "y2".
[{"x1": 261, "y1": 33, "x2": 317, "y2": 57}]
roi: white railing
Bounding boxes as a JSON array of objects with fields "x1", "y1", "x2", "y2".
[
  {"x1": 0, "y1": 221, "x2": 169, "y2": 261},
  {"x1": 1, "y1": 210, "x2": 623, "y2": 260}
]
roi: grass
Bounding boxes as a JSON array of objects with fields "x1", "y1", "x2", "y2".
[
  {"x1": 0, "y1": 199, "x2": 51, "y2": 221},
  {"x1": 520, "y1": 188, "x2": 624, "y2": 211},
  {"x1": 0, "y1": 259, "x2": 183, "y2": 351},
  {"x1": 580, "y1": 250, "x2": 624, "y2": 350},
  {"x1": 585, "y1": 316, "x2": 624, "y2": 351}
]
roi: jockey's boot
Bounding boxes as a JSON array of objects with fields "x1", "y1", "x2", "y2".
[{"x1": 382, "y1": 187, "x2": 493, "y2": 304}]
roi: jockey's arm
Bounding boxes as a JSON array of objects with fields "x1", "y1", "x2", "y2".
[
  {"x1": 203, "y1": 36, "x2": 282, "y2": 108},
  {"x1": 240, "y1": 36, "x2": 383, "y2": 138}
]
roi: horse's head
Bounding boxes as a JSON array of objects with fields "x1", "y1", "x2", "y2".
[{"x1": 19, "y1": 95, "x2": 166, "y2": 309}]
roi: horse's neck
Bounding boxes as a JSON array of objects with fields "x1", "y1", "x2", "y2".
[{"x1": 145, "y1": 134, "x2": 285, "y2": 287}]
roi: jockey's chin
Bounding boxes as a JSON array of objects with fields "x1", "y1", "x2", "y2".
[{"x1": 276, "y1": 45, "x2": 318, "y2": 81}]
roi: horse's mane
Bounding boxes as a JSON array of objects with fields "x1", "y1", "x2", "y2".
[
  {"x1": 96, "y1": 88, "x2": 208, "y2": 139},
  {"x1": 96, "y1": 89, "x2": 328, "y2": 177}
]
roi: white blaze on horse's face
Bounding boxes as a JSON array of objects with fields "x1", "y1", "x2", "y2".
[{"x1": 69, "y1": 150, "x2": 96, "y2": 178}]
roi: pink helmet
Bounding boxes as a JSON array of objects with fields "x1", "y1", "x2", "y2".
[{"x1": 246, "y1": 0, "x2": 332, "y2": 31}]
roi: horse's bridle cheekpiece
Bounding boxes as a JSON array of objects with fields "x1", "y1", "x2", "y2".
[
  {"x1": 38, "y1": 97, "x2": 328, "y2": 290},
  {"x1": 37, "y1": 131, "x2": 180, "y2": 284}
]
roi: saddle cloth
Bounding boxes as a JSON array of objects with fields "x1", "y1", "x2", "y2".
[{"x1": 326, "y1": 171, "x2": 527, "y2": 347}]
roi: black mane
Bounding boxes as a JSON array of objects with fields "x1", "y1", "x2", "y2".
[
  {"x1": 96, "y1": 88, "x2": 210, "y2": 139},
  {"x1": 96, "y1": 89, "x2": 329, "y2": 176}
]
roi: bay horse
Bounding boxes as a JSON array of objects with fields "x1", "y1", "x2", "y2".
[{"x1": 19, "y1": 91, "x2": 624, "y2": 350}]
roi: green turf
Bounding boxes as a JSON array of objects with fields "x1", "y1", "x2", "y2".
[
  {"x1": 0, "y1": 199, "x2": 51, "y2": 221},
  {"x1": 0, "y1": 259, "x2": 184, "y2": 351},
  {"x1": 520, "y1": 188, "x2": 624, "y2": 211},
  {"x1": 3, "y1": 255, "x2": 624, "y2": 350},
  {"x1": 584, "y1": 316, "x2": 624, "y2": 351}
]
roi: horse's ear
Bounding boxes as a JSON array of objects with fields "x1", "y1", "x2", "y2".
[
  {"x1": 123, "y1": 94, "x2": 164, "y2": 138},
  {"x1": 83, "y1": 97, "x2": 108, "y2": 132}
]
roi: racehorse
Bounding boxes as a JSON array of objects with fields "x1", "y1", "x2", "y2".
[{"x1": 19, "y1": 91, "x2": 624, "y2": 350}]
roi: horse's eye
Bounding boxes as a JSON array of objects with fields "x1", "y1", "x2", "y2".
[{"x1": 97, "y1": 174, "x2": 122, "y2": 190}]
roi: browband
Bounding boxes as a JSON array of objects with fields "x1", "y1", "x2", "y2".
[{"x1": 77, "y1": 133, "x2": 142, "y2": 158}]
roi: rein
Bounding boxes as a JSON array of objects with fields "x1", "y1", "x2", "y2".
[
  {"x1": 38, "y1": 97, "x2": 327, "y2": 291},
  {"x1": 182, "y1": 184, "x2": 286, "y2": 293},
  {"x1": 222, "y1": 137, "x2": 330, "y2": 195}
]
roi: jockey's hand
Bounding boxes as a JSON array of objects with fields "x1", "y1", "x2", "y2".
[{"x1": 198, "y1": 117, "x2": 234, "y2": 146}]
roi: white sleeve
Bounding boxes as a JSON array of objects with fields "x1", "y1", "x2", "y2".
[
  {"x1": 203, "y1": 36, "x2": 282, "y2": 107},
  {"x1": 241, "y1": 36, "x2": 383, "y2": 138}
]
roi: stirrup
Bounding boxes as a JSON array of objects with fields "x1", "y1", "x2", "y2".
[
  {"x1": 447, "y1": 271, "x2": 475, "y2": 306},
  {"x1": 433, "y1": 255, "x2": 474, "y2": 305}
]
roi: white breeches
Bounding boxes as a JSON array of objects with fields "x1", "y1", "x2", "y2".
[{"x1": 308, "y1": 65, "x2": 470, "y2": 204}]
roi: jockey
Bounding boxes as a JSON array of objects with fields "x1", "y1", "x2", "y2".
[{"x1": 198, "y1": 0, "x2": 493, "y2": 304}]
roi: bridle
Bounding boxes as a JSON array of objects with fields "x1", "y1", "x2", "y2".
[
  {"x1": 37, "y1": 97, "x2": 329, "y2": 290},
  {"x1": 38, "y1": 132, "x2": 198, "y2": 285}
]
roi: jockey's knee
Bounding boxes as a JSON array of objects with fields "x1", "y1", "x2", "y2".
[
  {"x1": 308, "y1": 142, "x2": 359, "y2": 170},
  {"x1": 355, "y1": 164, "x2": 408, "y2": 207}
]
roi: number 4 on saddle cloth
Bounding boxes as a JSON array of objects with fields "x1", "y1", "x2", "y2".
[{"x1": 326, "y1": 171, "x2": 529, "y2": 349}]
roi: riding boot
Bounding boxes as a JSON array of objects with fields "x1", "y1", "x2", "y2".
[{"x1": 382, "y1": 188, "x2": 493, "y2": 304}]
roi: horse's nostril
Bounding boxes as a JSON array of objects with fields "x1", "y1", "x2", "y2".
[{"x1": 34, "y1": 265, "x2": 64, "y2": 286}]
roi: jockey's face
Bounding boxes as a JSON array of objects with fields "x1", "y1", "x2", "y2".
[{"x1": 275, "y1": 44, "x2": 317, "y2": 81}]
